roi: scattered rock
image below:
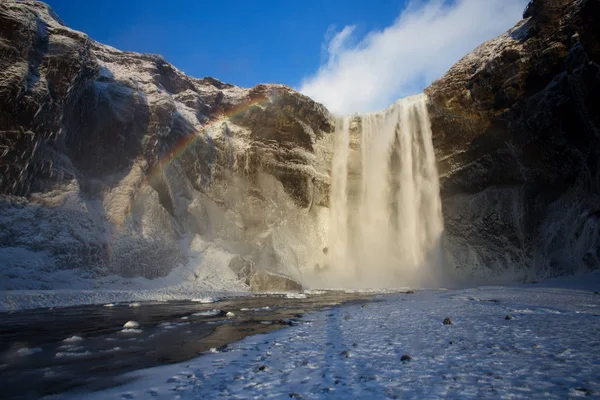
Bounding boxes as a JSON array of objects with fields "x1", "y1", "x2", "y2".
[
  {"x1": 401, "y1": 354, "x2": 412, "y2": 362},
  {"x1": 406, "y1": 290, "x2": 415, "y2": 294},
  {"x1": 574, "y1": 387, "x2": 595, "y2": 396},
  {"x1": 340, "y1": 350, "x2": 350, "y2": 358},
  {"x1": 443, "y1": 317, "x2": 453, "y2": 325},
  {"x1": 258, "y1": 365, "x2": 268, "y2": 371},
  {"x1": 289, "y1": 393, "x2": 302, "y2": 398},
  {"x1": 505, "y1": 315, "x2": 513, "y2": 320}
]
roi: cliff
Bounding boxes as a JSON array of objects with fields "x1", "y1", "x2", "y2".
[
  {"x1": 1, "y1": 0, "x2": 599, "y2": 290},
  {"x1": 0, "y1": 1, "x2": 333, "y2": 289},
  {"x1": 426, "y1": 0, "x2": 600, "y2": 280}
]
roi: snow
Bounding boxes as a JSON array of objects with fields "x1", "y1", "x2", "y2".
[
  {"x1": 120, "y1": 328, "x2": 143, "y2": 334},
  {"x1": 123, "y1": 321, "x2": 140, "y2": 329},
  {"x1": 63, "y1": 336, "x2": 83, "y2": 343},
  {"x1": 72, "y1": 272, "x2": 600, "y2": 399},
  {"x1": 191, "y1": 310, "x2": 222, "y2": 317},
  {"x1": 55, "y1": 351, "x2": 93, "y2": 358},
  {"x1": 190, "y1": 297, "x2": 219, "y2": 303},
  {"x1": 240, "y1": 306, "x2": 271, "y2": 311},
  {"x1": 16, "y1": 347, "x2": 42, "y2": 357}
]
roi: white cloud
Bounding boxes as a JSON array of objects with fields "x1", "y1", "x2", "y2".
[{"x1": 298, "y1": 0, "x2": 529, "y2": 114}]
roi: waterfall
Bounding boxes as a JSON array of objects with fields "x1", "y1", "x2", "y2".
[{"x1": 325, "y1": 94, "x2": 444, "y2": 287}]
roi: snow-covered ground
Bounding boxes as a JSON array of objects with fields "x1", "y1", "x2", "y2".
[{"x1": 63, "y1": 271, "x2": 600, "y2": 399}]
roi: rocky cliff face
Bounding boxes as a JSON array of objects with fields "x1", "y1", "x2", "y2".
[
  {"x1": 426, "y1": 0, "x2": 600, "y2": 281},
  {"x1": 0, "y1": 1, "x2": 333, "y2": 289},
  {"x1": 1, "y1": 0, "x2": 598, "y2": 289}
]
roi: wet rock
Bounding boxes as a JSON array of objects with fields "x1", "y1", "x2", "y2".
[
  {"x1": 248, "y1": 270, "x2": 302, "y2": 292},
  {"x1": 400, "y1": 354, "x2": 412, "y2": 362},
  {"x1": 505, "y1": 315, "x2": 514, "y2": 320},
  {"x1": 228, "y1": 256, "x2": 257, "y2": 285},
  {"x1": 258, "y1": 365, "x2": 268, "y2": 371},
  {"x1": 443, "y1": 317, "x2": 453, "y2": 325}
]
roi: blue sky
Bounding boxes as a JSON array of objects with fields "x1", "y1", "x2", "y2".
[
  {"x1": 44, "y1": 0, "x2": 528, "y2": 113},
  {"x1": 44, "y1": 0, "x2": 405, "y2": 87}
]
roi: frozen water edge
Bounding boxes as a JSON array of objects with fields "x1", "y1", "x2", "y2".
[
  {"x1": 0, "y1": 287, "x2": 250, "y2": 312},
  {"x1": 0, "y1": 256, "x2": 253, "y2": 311},
  {"x1": 69, "y1": 272, "x2": 600, "y2": 400}
]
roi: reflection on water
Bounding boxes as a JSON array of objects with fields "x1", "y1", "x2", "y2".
[{"x1": 0, "y1": 291, "x2": 374, "y2": 399}]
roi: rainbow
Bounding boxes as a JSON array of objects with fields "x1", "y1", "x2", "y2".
[
  {"x1": 145, "y1": 95, "x2": 272, "y2": 184},
  {"x1": 111, "y1": 94, "x2": 274, "y2": 233}
]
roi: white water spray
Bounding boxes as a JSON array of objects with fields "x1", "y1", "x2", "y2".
[{"x1": 324, "y1": 94, "x2": 444, "y2": 287}]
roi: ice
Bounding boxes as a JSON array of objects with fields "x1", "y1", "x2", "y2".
[
  {"x1": 122, "y1": 321, "x2": 139, "y2": 329},
  {"x1": 191, "y1": 310, "x2": 221, "y2": 317},
  {"x1": 285, "y1": 293, "x2": 307, "y2": 299},
  {"x1": 157, "y1": 322, "x2": 188, "y2": 329},
  {"x1": 225, "y1": 311, "x2": 235, "y2": 317},
  {"x1": 240, "y1": 306, "x2": 271, "y2": 311},
  {"x1": 16, "y1": 347, "x2": 42, "y2": 356},
  {"x1": 55, "y1": 351, "x2": 92, "y2": 358},
  {"x1": 63, "y1": 336, "x2": 83, "y2": 343},
  {"x1": 120, "y1": 328, "x2": 142, "y2": 334},
  {"x1": 190, "y1": 297, "x2": 219, "y2": 303}
]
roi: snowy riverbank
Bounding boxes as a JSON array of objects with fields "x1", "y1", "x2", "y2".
[{"x1": 65, "y1": 272, "x2": 600, "y2": 399}]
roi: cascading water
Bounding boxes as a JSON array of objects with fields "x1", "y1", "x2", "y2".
[{"x1": 323, "y1": 94, "x2": 444, "y2": 287}]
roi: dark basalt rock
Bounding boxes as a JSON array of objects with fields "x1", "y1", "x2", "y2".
[{"x1": 425, "y1": 0, "x2": 600, "y2": 281}]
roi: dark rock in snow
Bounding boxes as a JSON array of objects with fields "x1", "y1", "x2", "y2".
[
  {"x1": 400, "y1": 354, "x2": 412, "y2": 362},
  {"x1": 443, "y1": 317, "x2": 453, "y2": 325},
  {"x1": 505, "y1": 315, "x2": 514, "y2": 320}
]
